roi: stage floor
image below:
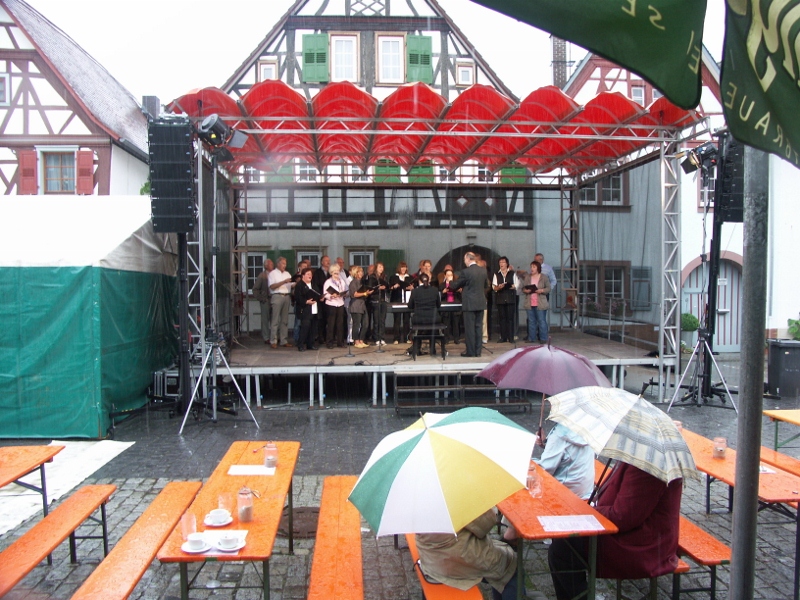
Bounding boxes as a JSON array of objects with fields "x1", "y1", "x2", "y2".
[{"x1": 200, "y1": 329, "x2": 669, "y2": 408}]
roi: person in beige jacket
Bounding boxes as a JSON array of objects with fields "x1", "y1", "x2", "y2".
[{"x1": 415, "y1": 508, "x2": 526, "y2": 600}]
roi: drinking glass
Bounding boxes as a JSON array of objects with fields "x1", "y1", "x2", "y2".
[{"x1": 180, "y1": 513, "x2": 196, "y2": 541}]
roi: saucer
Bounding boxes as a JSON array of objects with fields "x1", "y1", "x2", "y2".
[
  {"x1": 181, "y1": 541, "x2": 211, "y2": 554},
  {"x1": 214, "y1": 539, "x2": 246, "y2": 552},
  {"x1": 204, "y1": 515, "x2": 233, "y2": 527}
]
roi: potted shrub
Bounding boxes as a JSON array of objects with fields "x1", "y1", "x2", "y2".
[{"x1": 681, "y1": 313, "x2": 700, "y2": 349}]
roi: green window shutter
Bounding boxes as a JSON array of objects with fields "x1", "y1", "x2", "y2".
[
  {"x1": 377, "y1": 250, "x2": 405, "y2": 272},
  {"x1": 374, "y1": 159, "x2": 401, "y2": 183},
  {"x1": 302, "y1": 34, "x2": 329, "y2": 83},
  {"x1": 406, "y1": 35, "x2": 432, "y2": 84},
  {"x1": 266, "y1": 164, "x2": 294, "y2": 183},
  {"x1": 500, "y1": 165, "x2": 528, "y2": 184},
  {"x1": 408, "y1": 163, "x2": 434, "y2": 183},
  {"x1": 266, "y1": 250, "x2": 297, "y2": 268}
]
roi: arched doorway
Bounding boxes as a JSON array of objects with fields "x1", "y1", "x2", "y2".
[
  {"x1": 681, "y1": 257, "x2": 743, "y2": 352},
  {"x1": 432, "y1": 244, "x2": 499, "y2": 276}
]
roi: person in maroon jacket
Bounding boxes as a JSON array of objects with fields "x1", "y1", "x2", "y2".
[{"x1": 547, "y1": 462, "x2": 682, "y2": 600}]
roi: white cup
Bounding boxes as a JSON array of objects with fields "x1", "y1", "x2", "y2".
[
  {"x1": 209, "y1": 508, "x2": 230, "y2": 524},
  {"x1": 219, "y1": 534, "x2": 238, "y2": 549},
  {"x1": 713, "y1": 437, "x2": 727, "y2": 459},
  {"x1": 187, "y1": 532, "x2": 205, "y2": 550}
]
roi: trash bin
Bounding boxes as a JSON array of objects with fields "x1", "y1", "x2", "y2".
[{"x1": 768, "y1": 339, "x2": 800, "y2": 398}]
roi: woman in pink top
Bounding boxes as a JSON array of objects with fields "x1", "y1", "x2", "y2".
[
  {"x1": 323, "y1": 264, "x2": 348, "y2": 348},
  {"x1": 523, "y1": 261, "x2": 551, "y2": 343}
]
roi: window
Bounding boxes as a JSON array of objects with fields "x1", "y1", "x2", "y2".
[
  {"x1": 578, "y1": 173, "x2": 628, "y2": 207},
  {"x1": 331, "y1": 34, "x2": 358, "y2": 82},
  {"x1": 297, "y1": 251, "x2": 321, "y2": 268},
  {"x1": 652, "y1": 88, "x2": 663, "y2": 100},
  {"x1": 246, "y1": 253, "x2": 267, "y2": 293},
  {"x1": 439, "y1": 167, "x2": 456, "y2": 183},
  {"x1": 348, "y1": 250, "x2": 375, "y2": 267},
  {"x1": 406, "y1": 35, "x2": 433, "y2": 84},
  {"x1": 631, "y1": 85, "x2": 645, "y2": 106},
  {"x1": 580, "y1": 262, "x2": 632, "y2": 314},
  {"x1": 258, "y1": 59, "x2": 278, "y2": 81},
  {"x1": 43, "y1": 152, "x2": 75, "y2": 193},
  {"x1": 478, "y1": 166, "x2": 493, "y2": 183},
  {"x1": 350, "y1": 165, "x2": 369, "y2": 182},
  {"x1": 631, "y1": 267, "x2": 652, "y2": 310},
  {"x1": 456, "y1": 61, "x2": 475, "y2": 86},
  {"x1": 0, "y1": 73, "x2": 9, "y2": 105},
  {"x1": 378, "y1": 35, "x2": 404, "y2": 83},
  {"x1": 297, "y1": 160, "x2": 318, "y2": 182}
]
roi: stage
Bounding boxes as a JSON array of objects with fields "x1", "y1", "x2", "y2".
[{"x1": 178, "y1": 329, "x2": 669, "y2": 410}]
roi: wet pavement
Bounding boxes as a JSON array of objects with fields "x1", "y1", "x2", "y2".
[{"x1": 3, "y1": 353, "x2": 800, "y2": 599}]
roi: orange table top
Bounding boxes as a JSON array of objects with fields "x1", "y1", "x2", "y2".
[
  {"x1": 498, "y1": 468, "x2": 618, "y2": 540},
  {"x1": 764, "y1": 409, "x2": 800, "y2": 427},
  {"x1": 0, "y1": 445, "x2": 65, "y2": 488},
  {"x1": 158, "y1": 440, "x2": 300, "y2": 563},
  {"x1": 682, "y1": 429, "x2": 800, "y2": 503}
]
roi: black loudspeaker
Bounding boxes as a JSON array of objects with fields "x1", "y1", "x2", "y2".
[
  {"x1": 715, "y1": 134, "x2": 744, "y2": 223},
  {"x1": 148, "y1": 118, "x2": 195, "y2": 233}
]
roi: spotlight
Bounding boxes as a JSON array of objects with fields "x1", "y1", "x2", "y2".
[
  {"x1": 211, "y1": 147, "x2": 235, "y2": 162},
  {"x1": 197, "y1": 114, "x2": 230, "y2": 147},
  {"x1": 681, "y1": 142, "x2": 718, "y2": 174}
]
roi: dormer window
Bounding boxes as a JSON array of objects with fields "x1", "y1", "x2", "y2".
[
  {"x1": 0, "y1": 73, "x2": 9, "y2": 106},
  {"x1": 456, "y1": 61, "x2": 475, "y2": 86},
  {"x1": 631, "y1": 85, "x2": 645, "y2": 106}
]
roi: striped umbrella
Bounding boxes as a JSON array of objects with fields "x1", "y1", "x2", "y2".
[
  {"x1": 348, "y1": 407, "x2": 536, "y2": 536},
  {"x1": 547, "y1": 386, "x2": 699, "y2": 483}
]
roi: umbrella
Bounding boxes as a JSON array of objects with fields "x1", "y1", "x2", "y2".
[
  {"x1": 477, "y1": 344, "x2": 610, "y2": 396},
  {"x1": 348, "y1": 407, "x2": 536, "y2": 536},
  {"x1": 477, "y1": 344, "x2": 611, "y2": 444},
  {"x1": 547, "y1": 386, "x2": 700, "y2": 483}
]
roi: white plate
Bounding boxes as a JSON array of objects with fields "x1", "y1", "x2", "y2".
[
  {"x1": 181, "y1": 541, "x2": 211, "y2": 554},
  {"x1": 204, "y1": 515, "x2": 233, "y2": 527},
  {"x1": 214, "y1": 539, "x2": 246, "y2": 552}
]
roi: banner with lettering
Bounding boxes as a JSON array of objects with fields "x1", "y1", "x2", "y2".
[
  {"x1": 721, "y1": 0, "x2": 800, "y2": 168},
  {"x1": 471, "y1": 0, "x2": 707, "y2": 109}
]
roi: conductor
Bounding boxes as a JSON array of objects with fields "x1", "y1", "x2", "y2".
[{"x1": 451, "y1": 252, "x2": 489, "y2": 357}]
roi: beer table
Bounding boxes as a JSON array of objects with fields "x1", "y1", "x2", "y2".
[
  {"x1": 0, "y1": 445, "x2": 65, "y2": 517},
  {"x1": 764, "y1": 409, "x2": 800, "y2": 450},
  {"x1": 499, "y1": 468, "x2": 618, "y2": 600},
  {"x1": 157, "y1": 440, "x2": 300, "y2": 600},
  {"x1": 682, "y1": 428, "x2": 800, "y2": 599}
]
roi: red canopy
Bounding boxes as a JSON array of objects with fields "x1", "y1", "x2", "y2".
[{"x1": 169, "y1": 80, "x2": 702, "y2": 176}]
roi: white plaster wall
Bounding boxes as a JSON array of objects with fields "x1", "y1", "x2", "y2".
[
  {"x1": 767, "y1": 156, "x2": 800, "y2": 335},
  {"x1": 109, "y1": 145, "x2": 149, "y2": 195}
]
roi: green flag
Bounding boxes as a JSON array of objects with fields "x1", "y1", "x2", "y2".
[
  {"x1": 471, "y1": 0, "x2": 707, "y2": 109},
  {"x1": 721, "y1": 0, "x2": 800, "y2": 168}
]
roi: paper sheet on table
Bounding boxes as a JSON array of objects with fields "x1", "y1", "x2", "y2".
[
  {"x1": 227, "y1": 465, "x2": 275, "y2": 476},
  {"x1": 537, "y1": 515, "x2": 604, "y2": 533},
  {"x1": 759, "y1": 464, "x2": 777, "y2": 474}
]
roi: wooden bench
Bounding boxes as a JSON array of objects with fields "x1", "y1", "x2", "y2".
[
  {"x1": 0, "y1": 484, "x2": 116, "y2": 597},
  {"x1": 673, "y1": 517, "x2": 731, "y2": 600},
  {"x1": 612, "y1": 559, "x2": 690, "y2": 600},
  {"x1": 405, "y1": 533, "x2": 482, "y2": 600},
  {"x1": 71, "y1": 480, "x2": 202, "y2": 600},
  {"x1": 308, "y1": 475, "x2": 363, "y2": 600}
]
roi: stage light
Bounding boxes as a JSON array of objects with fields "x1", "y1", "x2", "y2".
[
  {"x1": 197, "y1": 114, "x2": 230, "y2": 147},
  {"x1": 681, "y1": 142, "x2": 718, "y2": 174},
  {"x1": 212, "y1": 147, "x2": 235, "y2": 162}
]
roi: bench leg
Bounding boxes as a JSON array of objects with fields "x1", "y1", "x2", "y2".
[
  {"x1": 288, "y1": 478, "x2": 294, "y2": 555},
  {"x1": 69, "y1": 531, "x2": 77, "y2": 563},
  {"x1": 179, "y1": 563, "x2": 189, "y2": 600},
  {"x1": 672, "y1": 572, "x2": 681, "y2": 600},
  {"x1": 263, "y1": 559, "x2": 270, "y2": 600},
  {"x1": 101, "y1": 503, "x2": 109, "y2": 556},
  {"x1": 648, "y1": 577, "x2": 657, "y2": 600},
  {"x1": 710, "y1": 565, "x2": 716, "y2": 600}
]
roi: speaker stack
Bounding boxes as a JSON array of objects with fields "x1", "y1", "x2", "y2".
[
  {"x1": 148, "y1": 118, "x2": 195, "y2": 233},
  {"x1": 715, "y1": 135, "x2": 745, "y2": 223}
]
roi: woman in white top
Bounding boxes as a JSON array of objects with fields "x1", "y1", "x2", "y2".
[{"x1": 323, "y1": 264, "x2": 348, "y2": 348}]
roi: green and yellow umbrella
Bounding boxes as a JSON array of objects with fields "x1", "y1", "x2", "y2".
[{"x1": 348, "y1": 407, "x2": 536, "y2": 536}]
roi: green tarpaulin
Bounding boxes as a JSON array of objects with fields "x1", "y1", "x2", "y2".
[{"x1": 0, "y1": 197, "x2": 178, "y2": 439}]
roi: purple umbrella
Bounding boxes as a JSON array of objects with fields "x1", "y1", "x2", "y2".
[
  {"x1": 477, "y1": 344, "x2": 611, "y2": 396},
  {"x1": 477, "y1": 343, "x2": 611, "y2": 444}
]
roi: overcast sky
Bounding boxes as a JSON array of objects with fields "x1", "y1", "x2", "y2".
[{"x1": 22, "y1": 0, "x2": 726, "y2": 105}]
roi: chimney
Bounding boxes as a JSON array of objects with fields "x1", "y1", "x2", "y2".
[
  {"x1": 551, "y1": 36, "x2": 568, "y2": 89},
  {"x1": 142, "y1": 96, "x2": 161, "y2": 119}
]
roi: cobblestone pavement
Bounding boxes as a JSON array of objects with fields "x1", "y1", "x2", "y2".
[{"x1": 3, "y1": 354, "x2": 800, "y2": 599}]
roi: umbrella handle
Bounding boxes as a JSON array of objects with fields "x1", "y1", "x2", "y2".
[{"x1": 537, "y1": 394, "x2": 548, "y2": 447}]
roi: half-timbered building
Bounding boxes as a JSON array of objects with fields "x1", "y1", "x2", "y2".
[{"x1": 0, "y1": 0, "x2": 149, "y2": 196}]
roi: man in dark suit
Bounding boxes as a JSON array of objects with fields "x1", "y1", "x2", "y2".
[{"x1": 451, "y1": 252, "x2": 489, "y2": 357}]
